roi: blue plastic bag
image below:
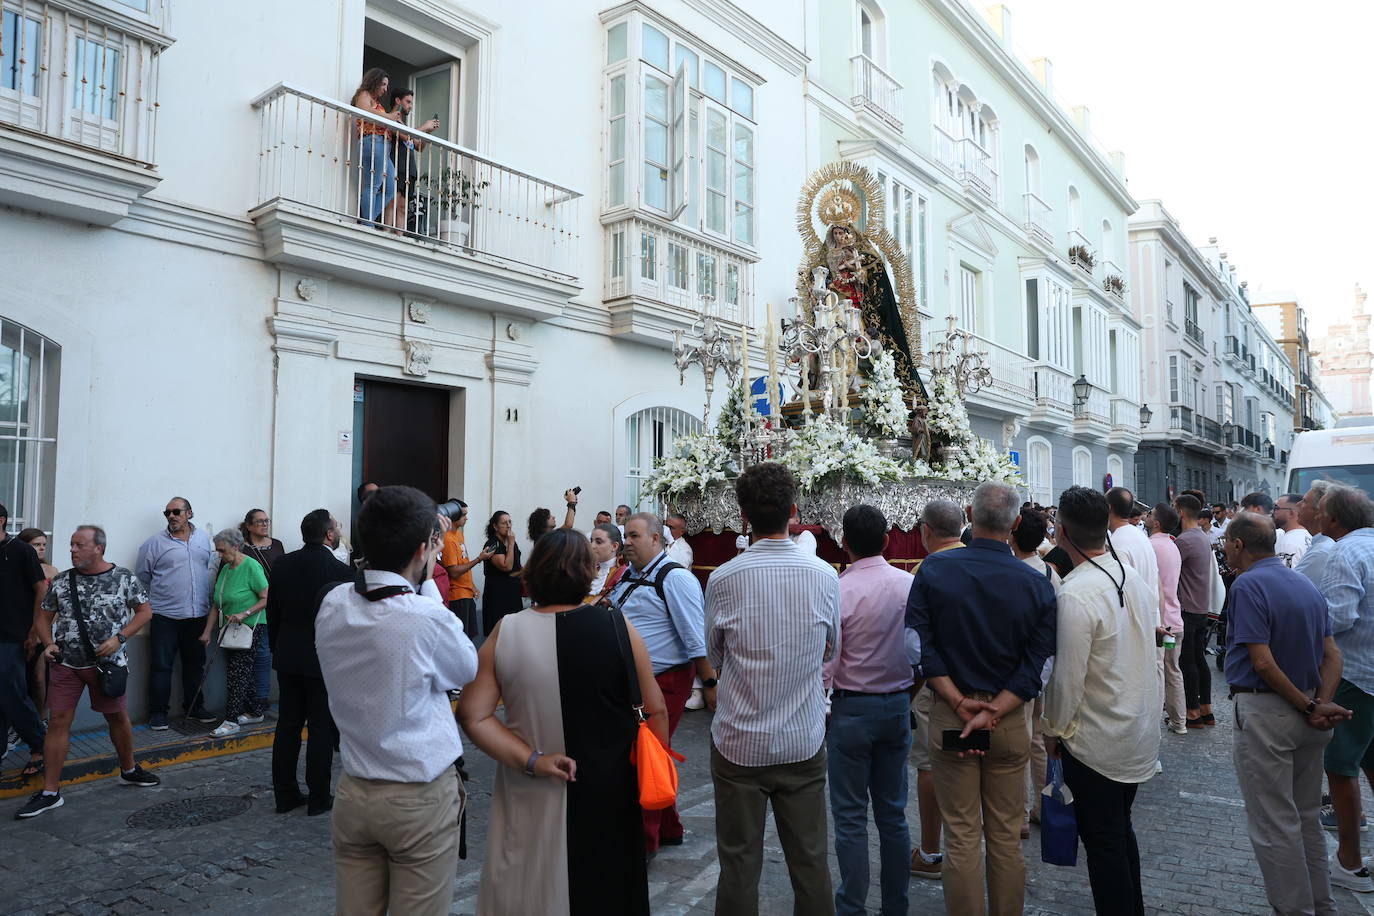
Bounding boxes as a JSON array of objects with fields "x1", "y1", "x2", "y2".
[{"x1": 1040, "y1": 757, "x2": 1078, "y2": 866}]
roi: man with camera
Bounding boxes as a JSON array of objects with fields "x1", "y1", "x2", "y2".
[
  {"x1": 316, "y1": 486, "x2": 479, "y2": 916},
  {"x1": 440, "y1": 499, "x2": 493, "y2": 637},
  {"x1": 17, "y1": 526, "x2": 159, "y2": 819}
]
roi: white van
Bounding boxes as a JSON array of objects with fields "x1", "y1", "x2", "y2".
[{"x1": 1286, "y1": 427, "x2": 1374, "y2": 495}]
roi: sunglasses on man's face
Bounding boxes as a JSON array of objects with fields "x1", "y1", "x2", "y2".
[{"x1": 163, "y1": 508, "x2": 185, "y2": 517}]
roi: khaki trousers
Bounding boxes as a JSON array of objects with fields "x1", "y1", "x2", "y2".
[
  {"x1": 333, "y1": 767, "x2": 465, "y2": 916},
  {"x1": 1232, "y1": 692, "x2": 1337, "y2": 916},
  {"x1": 1023, "y1": 696, "x2": 1045, "y2": 821},
  {"x1": 930, "y1": 698, "x2": 1029, "y2": 916},
  {"x1": 1158, "y1": 646, "x2": 1186, "y2": 729}
]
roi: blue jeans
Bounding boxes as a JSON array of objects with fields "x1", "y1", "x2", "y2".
[
  {"x1": 357, "y1": 134, "x2": 396, "y2": 226},
  {"x1": 0, "y1": 642, "x2": 44, "y2": 753},
  {"x1": 147, "y1": 614, "x2": 208, "y2": 716},
  {"x1": 827, "y1": 691, "x2": 911, "y2": 916},
  {"x1": 252, "y1": 634, "x2": 272, "y2": 705}
]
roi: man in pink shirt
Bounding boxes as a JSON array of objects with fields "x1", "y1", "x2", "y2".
[
  {"x1": 825, "y1": 504, "x2": 915, "y2": 915},
  {"x1": 1148, "y1": 503, "x2": 1186, "y2": 734}
]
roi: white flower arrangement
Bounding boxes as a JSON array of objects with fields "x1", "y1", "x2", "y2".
[
  {"x1": 926, "y1": 371, "x2": 973, "y2": 444},
  {"x1": 859, "y1": 349, "x2": 909, "y2": 439},
  {"x1": 714, "y1": 381, "x2": 760, "y2": 448},
  {"x1": 780, "y1": 414, "x2": 906, "y2": 493},
  {"x1": 645, "y1": 430, "x2": 735, "y2": 498},
  {"x1": 919, "y1": 368, "x2": 1020, "y2": 485}
]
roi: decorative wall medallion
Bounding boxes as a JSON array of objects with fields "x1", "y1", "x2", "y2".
[
  {"x1": 407, "y1": 300, "x2": 432, "y2": 323},
  {"x1": 506, "y1": 322, "x2": 523, "y2": 341},
  {"x1": 295, "y1": 277, "x2": 317, "y2": 301},
  {"x1": 404, "y1": 340, "x2": 434, "y2": 377}
]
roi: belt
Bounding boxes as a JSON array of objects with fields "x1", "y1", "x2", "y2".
[
  {"x1": 1228, "y1": 685, "x2": 1271, "y2": 696},
  {"x1": 832, "y1": 688, "x2": 908, "y2": 699},
  {"x1": 655, "y1": 662, "x2": 692, "y2": 676}
]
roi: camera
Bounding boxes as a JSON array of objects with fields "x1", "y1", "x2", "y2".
[
  {"x1": 436, "y1": 497, "x2": 467, "y2": 520},
  {"x1": 572, "y1": 486, "x2": 582, "y2": 495}
]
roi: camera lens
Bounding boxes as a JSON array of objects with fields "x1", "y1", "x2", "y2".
[{"x1": 436, "y1": 499, "x2": 465, "y2": 519}]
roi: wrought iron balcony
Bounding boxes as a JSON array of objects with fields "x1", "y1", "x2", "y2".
[
  {"x1": 850, "y1": 55, "x2": 902, "y2": 130},
  {"x1": 1184, "y1": 317, "x2": 1205, "y2": 348}
]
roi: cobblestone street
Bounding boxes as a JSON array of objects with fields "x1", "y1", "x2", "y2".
[{"x1": 5, "y1": 692, "x2": 1374, "y2": 915}]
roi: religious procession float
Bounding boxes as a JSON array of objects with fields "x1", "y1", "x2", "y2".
[{"x1": 646, "y1": 162, "x2": 1020, "y2": 560}]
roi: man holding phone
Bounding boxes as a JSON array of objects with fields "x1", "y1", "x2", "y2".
[{"x1": 906, "y1": 481, "x2": 1057, "y2": 916}]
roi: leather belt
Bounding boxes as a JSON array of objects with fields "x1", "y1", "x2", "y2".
[
  {"x1": 832, "y1": 688, "x2": 908, "y2": 699},
  {"x1": 1228, "y1": 685, "x2": 1271, "y2": 696}
]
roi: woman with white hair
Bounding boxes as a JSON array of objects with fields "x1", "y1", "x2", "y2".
[{"x1": 201, "y1": 528, "x2": 269, "y2": 737}]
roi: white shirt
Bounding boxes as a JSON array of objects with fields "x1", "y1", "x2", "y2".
[
  {"x1": 792, "y1": 529, "x2": 818, "y2": 555},
  {"x1": 330, "y1": 544, "x2": 350, "y2": 565},
  {"x1": 1277, "y1": 526, "x2": 1314, "y2": 568},
  {"x1": 1108, "y1": 523, "x2": 1160, "y2": 609},
  {"x1": 588, "y1": 558, "x2": 616, "y2": 596},
  {"x1": 1021, "y1": 553, "x2": 1061, "y2": 687},
  {"x1": 707, "y1": 537, "x2": 840, "y2": 767},
  {"x1": 1042, "y1": 555, "x2": 1162, "y2": 784},
  {"x1": 666, "y1": 536, "x2": 694, "y2": 569},
  {"x1": 316, "y1": 570, "x2": 478, "y2": 783}
]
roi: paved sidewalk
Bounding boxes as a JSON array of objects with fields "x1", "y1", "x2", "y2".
[{"x1": 4, "y1": 693, "x2": 1374, "y2": 914}]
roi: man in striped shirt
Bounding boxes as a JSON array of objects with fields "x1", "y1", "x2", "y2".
[{"x1": 706, "y1": 462, "x2": 840, "y2": 916}]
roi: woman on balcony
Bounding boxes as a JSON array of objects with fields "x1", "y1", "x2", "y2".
[{"x1": 351, "y1": 68, "x2": 401, "y2": 231}]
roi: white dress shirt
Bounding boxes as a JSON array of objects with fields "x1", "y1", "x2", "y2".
[
  {"x1": 316, "y1": 570, "x2": 478, "y2": 783},
  {"x1": 1277, "y1": 526, "x2": 1314, "y2": 567},
  {"x1": 666, "y1": 536, "x2": 694, "y2": 569},
  {"x1": 1042, "y1": 554, "x2": 1161, "y2": 784},
  {"x1": 1108, "y1": 522, "x2": 1160, "y2": 608}
]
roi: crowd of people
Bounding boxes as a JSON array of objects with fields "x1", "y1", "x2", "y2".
[{"x1": 5, "y1": 467, "x2": 1374, "y2": 916}]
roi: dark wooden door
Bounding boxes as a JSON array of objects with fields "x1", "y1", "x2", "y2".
[{"x1": 361, "y1": 379, "x2": 450, "y2": 501}]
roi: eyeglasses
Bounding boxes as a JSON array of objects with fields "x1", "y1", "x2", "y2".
[
  {"x1": 253, "y1": 517, "x2": 271, "y2": 525},
  {"x1": 163, "y1": 508, "x2": 185, "y2": 517}
]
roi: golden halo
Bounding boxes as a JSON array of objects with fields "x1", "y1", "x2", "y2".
[{"x1": 818, "y1": 187, "x2": 861, "y2": 228}]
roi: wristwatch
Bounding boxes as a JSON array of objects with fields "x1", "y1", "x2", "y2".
[
  {"x1": 1304, "y1": 699, "x2": 1318, "y2": 716},
  {"x1": 524, "y1": 749, "x2": 544, "y2": 776},
  {"x1": 116, "y1": 633, "x2": 127, "y2": 646},
  {"x1": 701, "y1": 677, "x2": 718, "y2": 689}
]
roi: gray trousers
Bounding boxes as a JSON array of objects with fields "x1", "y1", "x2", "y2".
[{"x1": 1232, "y1": 691, "x2": 1336, "y2": 916}]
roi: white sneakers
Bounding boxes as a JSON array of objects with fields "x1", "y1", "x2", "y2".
[
  {"x1": 684, "y1": 689, "x2": 705, "y2": 711},
  {"x1": 211, "y1": 721, "x2": 241, "y2": 738},
  {"x1": 236, "y1": 714, "x2": 265, "y2": 725},
  {"x1": 1330, "y1": 850, "x2": 1374, "y2": 893}
]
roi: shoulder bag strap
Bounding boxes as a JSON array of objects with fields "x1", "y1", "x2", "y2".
[
  {"x1": 609, "y1": 607, "x2": 644, "y2": 716},
  {"x1": 67, "y1": 569, "x2": 100, "y2": 661}
]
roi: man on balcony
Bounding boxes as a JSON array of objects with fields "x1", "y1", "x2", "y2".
[{"x1": 387, "y1": 88, "x2": 438, "y2": 235}]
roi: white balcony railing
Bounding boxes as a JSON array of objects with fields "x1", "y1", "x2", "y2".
[
  {"x1": 1074, "y1": 387, "x2": 1111, "y2": 424},
  {"x1": 968, "y1": 333, "x2": 1034, "y2": 399},
  {"x1": 1110, "y1": 396, "x2": 1141, "y2": 431},
  {"x1": 250, "y1": 83, "x2": 581, "y2": 281},
  {"x1": 932, "y1": 125, "x2": 999, "y2": 202},
  {"x1": 850, "y1": 55, "x2": 902, "y2": 129},
  {"x1": 0, "y1": 1, "x2": 165, "y2": 163},
  {"x1": 1023, "y1": 192, "x2": 1052, "y2": 245},
  {"x1": 604, "y1": 216, "x2": 754, "y2": 325},
  {"x1": 1031, "y1": 363, "x2": 1074, "y2": 413}
]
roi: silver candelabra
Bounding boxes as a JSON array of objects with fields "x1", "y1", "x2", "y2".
[
  {"x1": 673, "y1": 297, "x2": 742, "y2": 423},
  {"x1": 779, "y1": 266, "x2": 874, "y2": 423},
  {"x1": 928, "y1": 314, "x2": 993, "y2": 398}
]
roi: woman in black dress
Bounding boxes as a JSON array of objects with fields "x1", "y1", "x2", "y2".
[
  {"x1": 459, "y1": 529, "x2": 667, "y2": 915},
  {"x1": 481, "y1": 510, "x2": 522, "y2": 636}
]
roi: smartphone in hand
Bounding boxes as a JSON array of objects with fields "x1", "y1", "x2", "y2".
[{"x1": 942, "y1": 728, "x2": 991, "y2": 753}]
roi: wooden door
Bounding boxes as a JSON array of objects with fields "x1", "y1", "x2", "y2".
[{"x1": 361, "y1": 379, "x2": 450, "y2": 502}]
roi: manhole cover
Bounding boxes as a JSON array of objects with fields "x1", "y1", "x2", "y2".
[{"x1": 127, "y1": 796, "x2": 251, "y2": 829}]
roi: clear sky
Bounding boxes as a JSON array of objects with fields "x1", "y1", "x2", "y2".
[{"x1": 998, "y1": 0, "x2": 1372, "y2": 334}]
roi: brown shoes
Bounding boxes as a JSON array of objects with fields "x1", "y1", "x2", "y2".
[{"x1": 910, "y1": 850, "x2": 943, "y2": 880}]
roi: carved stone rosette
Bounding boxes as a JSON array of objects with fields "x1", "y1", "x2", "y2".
[{"x1": 671, "y1": 477, "x2": 978, "y2": 540}]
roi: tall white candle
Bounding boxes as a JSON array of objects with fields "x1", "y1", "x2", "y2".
[{"x1": 741, "y1": 322, "x2": 751, "y2": 407}]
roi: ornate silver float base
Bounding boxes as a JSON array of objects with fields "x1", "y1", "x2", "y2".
[{"x1": 672, "y1": 477, "x2": 978, "y2": 540}]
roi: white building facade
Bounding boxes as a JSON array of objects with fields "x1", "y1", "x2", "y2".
[{"x1": 1130, "y1": 202, "x2": 1295, "y2": 503}]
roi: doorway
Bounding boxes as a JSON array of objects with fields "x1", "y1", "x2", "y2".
[{"x1": 353, "y1": 378, "x2": 451, "y2": 505}]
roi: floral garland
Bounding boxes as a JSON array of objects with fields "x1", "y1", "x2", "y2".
[
  {"x1": 645, "y1": 430, "x2": 735, "y2": 498},
  {"x1": 779, "y1": 414, "x2": 906, "y2": 493},
  {"x1": 859, "y1": 349, "x2": 909, "y2": 438},
  {"x1": 714, "y1": 381, "x2": 760, "y2": 449},
  {"x1": 921, "y1": 369, "x2": 1020, "y2": 484}
]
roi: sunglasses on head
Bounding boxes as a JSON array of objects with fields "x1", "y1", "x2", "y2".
[{"x1": 163, "y1": 508, "x2": 186, "y2": 517}]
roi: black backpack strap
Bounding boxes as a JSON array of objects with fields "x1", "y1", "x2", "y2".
[
  {"x1": 650, "y1": 561, "x2": 685, "y2": 608},
  {"x1": 609, "y1": 606, "x2": 644, "y2": 717},
  {"x1": 68, "y1": 569, "x2": 99, "y2": 663}
]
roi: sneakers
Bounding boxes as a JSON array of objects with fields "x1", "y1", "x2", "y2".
[
  {"x1": 685, "y1": 689, "x2": 705, "y2": 711},
  {"x1": 910, "y1": 850, "x2": 943, "y2": 880},
  {"x1": 187, "y1": 706, "x2": 218, "y2": 724},
  {"x1": 236, "y1": 714, "x2": 265, "y2": 725},
  {"x1": 1330, "y1": 850, "x2": 1374, "y2": 892},
  {"x1": 1168, "y1": 723, "x2": 1188, "y2": 735},
  {"x1": 211, "y1": 721, "x2": 241, "y2": 738},
  {"x1": 149, "y1": 713, "x2": 169, "y2": 731},
  {"x1": 15, "y1": 791, "x2": 63, "y2": 819},
  {"x1": 1321, "y1": 804, "x2": 1368, "y2": 831},
  {"x1": 119, "y1": 766, "x2": 160, "y2": 787}
]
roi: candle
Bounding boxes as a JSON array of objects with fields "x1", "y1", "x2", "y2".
[
  {"x1": 766, "y1": 302, "x2": 780, "y2": 420},
  {"x1": 741, "y1": 322, "x2": 751, "y2": 408},
  {"x1": 672, "y1": 328, "x2": 684, "y2": 354}
]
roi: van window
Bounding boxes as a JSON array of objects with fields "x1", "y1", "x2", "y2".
[{"x1": 1289, "y1": 465, "x2": 1374, "y2": 495}]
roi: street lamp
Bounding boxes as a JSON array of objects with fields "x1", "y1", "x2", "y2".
[
  {"x1": 1138, "y1": 403, "x2": 1153, "y2": 428},
  {"x1": 1263, "y1": 437, "x2": 1273, "y2": 459},
  {"x1": 1221, "y1": 420, "x2": 1235, "y2": 444},
  {"x1": 1072, "y1": 374, "x2": 1091, "y2": 407}
]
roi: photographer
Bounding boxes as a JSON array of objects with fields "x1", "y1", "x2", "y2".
[{"x1": 315, "y1": 486, "x2": 478, "y2": 916}]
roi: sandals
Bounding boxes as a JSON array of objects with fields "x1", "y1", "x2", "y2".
[{"x1": 20, "y1": 754, "x2": 43, "y2": 778}]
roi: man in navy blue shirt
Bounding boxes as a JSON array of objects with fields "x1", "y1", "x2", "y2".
[
  {"x1": 907, "y1": 481, "x2": 1057, "y2": 916},
  {"x1": 1224, "y1": 511, "x2": 1349, "y2": 911}
]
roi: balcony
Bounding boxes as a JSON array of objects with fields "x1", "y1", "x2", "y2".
[
  {"x1": 1184, "y1": 317, "x2": 1205, "y2": 349},
  {"x1": 965, "y1": 333, "x2": 1034, "y2": 406},
  {"x1": 0, "y1": 1, "x2": 170, "y2": 224},
  {"x1": 1028, "y1": 363, "x2": 1073, "y2": 423},
  {"x1": 1167, "y1": 405, "x2": 1193, "y2": 440},
  {"x1": 932, "y1": 125, "x2": 999, "y2": 203},
  {"x1": 1023, "y1": 193, "x2": 1053, "y2": 246},
  {"x1": 850, "y1": 55, "x2": 902, "y2": 131},
  {"x1": 1102, "y1": 273, "x2": 1126, "y2": 302},
  {"x1": 1068, "y1": 244, "x2": 1094, "y2": 279},
  {"x1": 249, "y1": 84, "x2": 581, "y2": 320},
  {"x1": 603, "y1": 216, "x2": 756, "y2": 347}
]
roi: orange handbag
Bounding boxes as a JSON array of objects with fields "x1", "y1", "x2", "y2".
[{"x1": 611, "y1": 608, "x2": 686, "y2": 811}]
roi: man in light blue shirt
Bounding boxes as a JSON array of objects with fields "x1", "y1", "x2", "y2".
[
  {"x1": 1295, "y1": 482, "x2": 1336, "y2": 588},
  {"x1": 1317, "y1": 485, "x2": 1374, "y2": 891},
  {"x1": 612, "y1": 512, "x2": 715, "y2": 857},
  {"x1": 135, "y1": 497, "x2": 215, "y2": 730}
]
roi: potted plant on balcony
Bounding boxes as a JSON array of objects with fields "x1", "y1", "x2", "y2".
[
  {"x1": 1068, "y1": 244, "x2": 1095, "y2": 272},
  {"x1": 1103, "y1": 274, "x2": 1125, "y2": 296},
  {"x1": 420, "y1": 167, "x2": 489, "y2": 244}
]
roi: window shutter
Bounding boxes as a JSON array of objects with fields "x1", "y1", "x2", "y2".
[{"x1": 669, "y1": 62, "x2": 689, "y2": 220}]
